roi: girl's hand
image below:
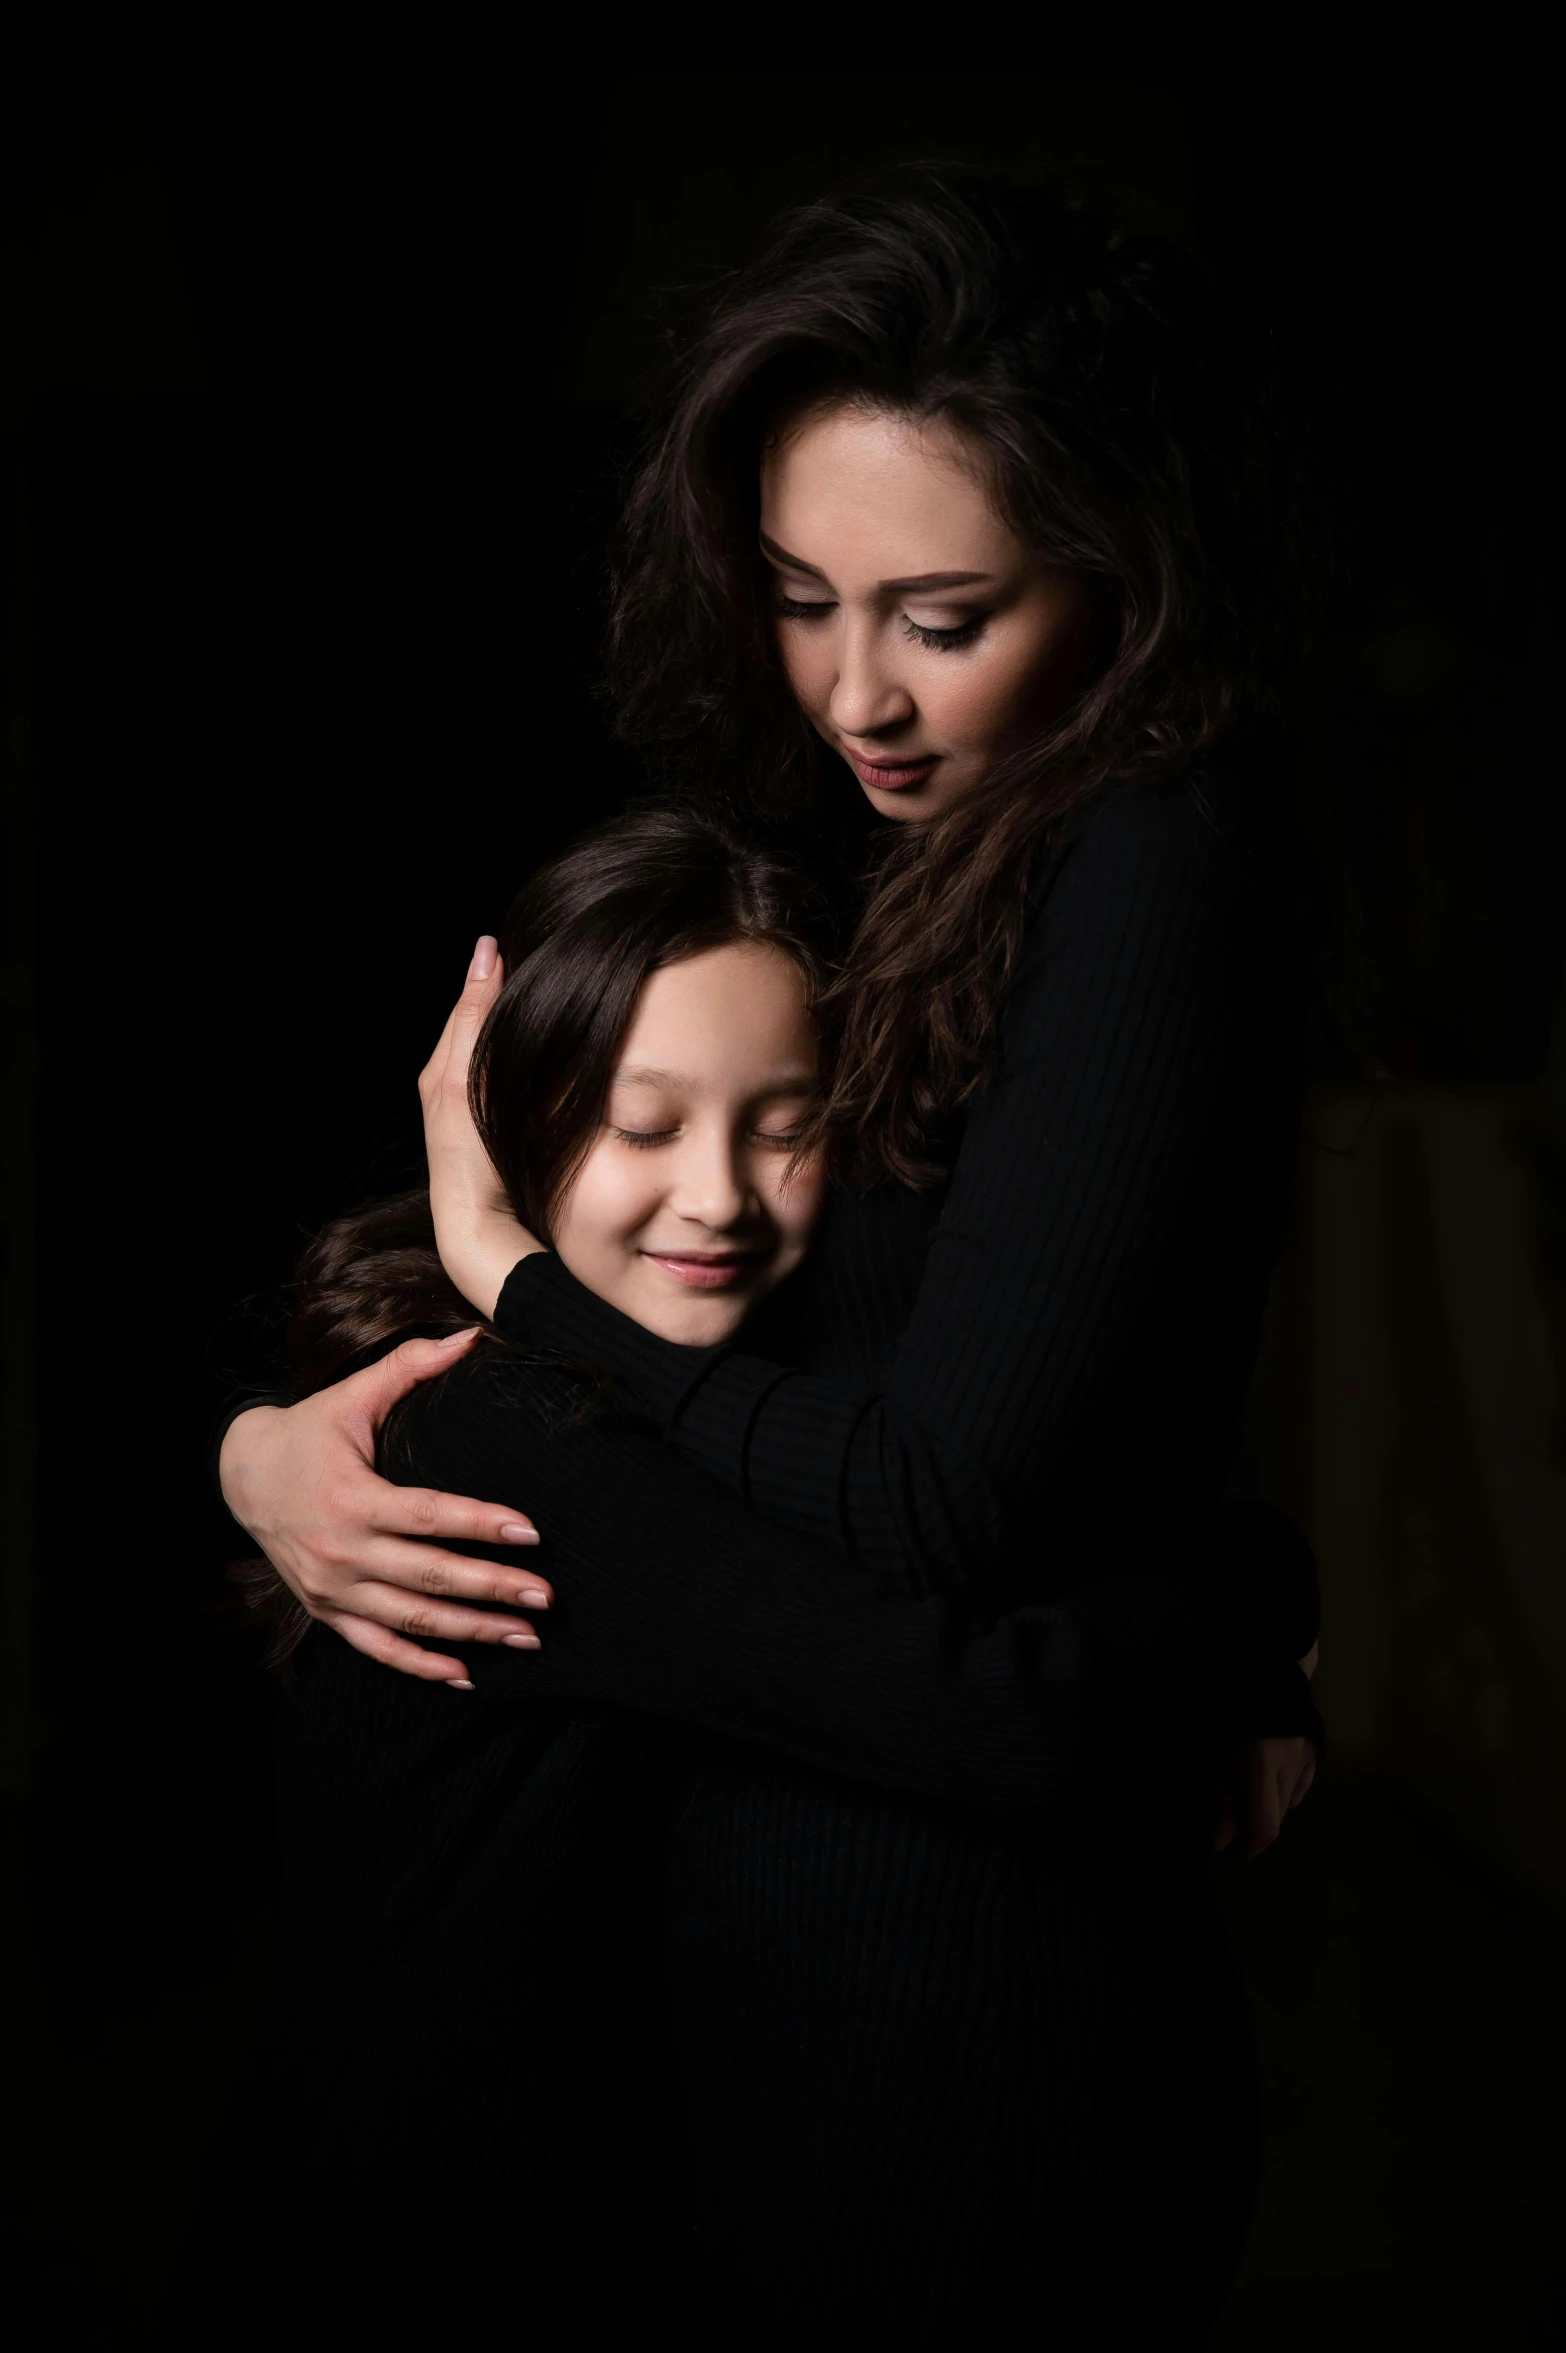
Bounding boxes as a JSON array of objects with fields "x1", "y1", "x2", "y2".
[
  {"x1": 218, "y1": 1331, "x2": 553, "y2": 1684},
  {"x1": 420, "y1": 936, "x2": 544, "y2": 1319}
]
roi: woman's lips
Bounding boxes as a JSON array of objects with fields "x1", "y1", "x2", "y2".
[
  {"x1": 642, "y1": 1252, "x2": 761, "y2": 1291},
  {"x1": 842, "y1": 748, "x2": 939, "y2": 792}
]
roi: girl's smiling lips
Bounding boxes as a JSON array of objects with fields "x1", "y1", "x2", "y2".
[
  {"x1": 842, "y1": 746, "x2": 941, "y2": 792},
  {"x1": 642, "y1": 1250, "x2": 764, "y2": 1290}
]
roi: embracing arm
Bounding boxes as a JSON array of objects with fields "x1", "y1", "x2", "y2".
[
  {"x1": 496, "y1": 777, "x2": 1300, "y2": 1596},
  {"x1": 402, "y1": 1364, "x2": 1318, "y2": 1816},
  {"x1": 218, "y1": 1334, "x2": 553, "y2": 1682}
]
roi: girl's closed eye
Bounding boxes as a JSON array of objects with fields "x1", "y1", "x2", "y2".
[
  {"x1": 776, "y1": 593, "x2": 835, "y2": 621},
  {"x1": 615, "y1": 1123, "x2": 806, "y2": 1150}
]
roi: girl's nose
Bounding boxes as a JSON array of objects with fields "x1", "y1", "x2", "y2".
[
  {"x1": 669, "y1": 1135, "x2": 750, "y2": 1230},
  {"x1": 828, "y1": 616, "x2": 916, "y2": 741}
]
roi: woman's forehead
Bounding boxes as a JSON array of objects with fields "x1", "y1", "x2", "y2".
[{"x1": 760, "y1": 404, "x2": 1012, "y2": 571}]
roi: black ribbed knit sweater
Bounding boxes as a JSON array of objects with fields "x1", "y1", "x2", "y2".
[
  {"x1": 172, "y1": 770, "x2": 1316, "y2": 2353},
  {"x1": 500, "y1": 768, "x2": 1302, "y2": 1610}
]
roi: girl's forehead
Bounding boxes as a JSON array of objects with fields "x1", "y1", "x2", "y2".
[{"x1": 613, "y1": 945, "x2": 818, "y2": 1086}]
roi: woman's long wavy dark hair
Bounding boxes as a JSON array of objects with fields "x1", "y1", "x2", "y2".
[
  {"x1": 607, "y1": 163, "x2": 1301, "y2": 1184},
  {"x1": 240, "y1": 804, "x2": 834, "y2": 1658}
]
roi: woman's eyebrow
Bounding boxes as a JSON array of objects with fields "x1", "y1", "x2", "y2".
[
  {"x1": 760, "y1": 534, "x2": 994, "y2": 594},
  {"x1": 880, "y1": 570, "x2": 994, "y2": 592},
  {"x1": 759, "y1": 532, "x2": 828, "y2": 578}
]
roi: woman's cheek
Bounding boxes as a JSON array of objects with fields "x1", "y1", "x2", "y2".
[
  {"x1": 778, "y1": 628, "x2": 832, "y2": 725},
  {"x1": 929, "y1": 644, "x2": 1034, "y2": 755}
]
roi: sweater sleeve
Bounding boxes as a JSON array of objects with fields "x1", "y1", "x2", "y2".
[
  {"x1": 497, "y1": 776, "x2": 1297, "y2": 1597},
  {"x1": 402, "y1": 1366, "x2": 1319, "y2": 1815}
]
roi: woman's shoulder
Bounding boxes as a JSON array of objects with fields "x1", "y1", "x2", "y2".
[
  {"x1": 1049, "y1": 757, "x2": 1287, "y2": 895},
  {"x1": 1021, "y1": 752, "x2": 1295, "y2": 950},
  {"x1": 1006, "y1": 757, "x2": 1299, "y2": 1024}
]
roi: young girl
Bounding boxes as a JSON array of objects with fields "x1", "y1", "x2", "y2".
[{"x1": 217, "y1": 169, "x2": 1321, "y2": 2344}]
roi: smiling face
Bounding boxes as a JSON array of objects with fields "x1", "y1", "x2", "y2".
[
  {"x1": 551, "y1": 940, "x2": 826, "y2": 1346},
  {"x1": 760, "y1": 402, "x2": 1095, "y2": 823}
]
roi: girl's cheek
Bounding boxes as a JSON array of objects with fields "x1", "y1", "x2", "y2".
[
  {"x1": 559, "y1": 1154, "x2": 658, "y2": 1264},
  {"x1": 778, "y1": 1162, "x2": 828, "y2": 1250}
]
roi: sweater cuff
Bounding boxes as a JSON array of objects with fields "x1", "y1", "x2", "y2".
[{"x1": 495, "y1": 1251, "x2": 725, "y2": 1423}]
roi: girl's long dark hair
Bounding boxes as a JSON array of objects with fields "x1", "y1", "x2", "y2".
[
  {"x1": 607, "y1": 163, "x2": 1301, "y2": 1184},
  {"x1": 286, "y1": 803, "x2": 834, "y2": 1398},
  {"x1": 242, "y1": 804, "x2": 834, "y2": 1660}
]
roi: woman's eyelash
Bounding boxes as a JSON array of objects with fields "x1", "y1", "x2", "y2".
[
  {"x1": 774, "y1": 594, "x2": 985, "y2": 652},
  {"x1": 901, "y1": 614, "x2": 987, "y2": 651}
]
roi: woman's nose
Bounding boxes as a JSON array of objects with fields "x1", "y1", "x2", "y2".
[{"x1": 828, "y1": 616, "x2": 916, "y2": 740}]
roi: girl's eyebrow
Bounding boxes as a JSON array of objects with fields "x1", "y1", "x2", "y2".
[
  {"x1": 614, "y1": 1065, "x2": 819, "y2": 1092},
  {"x1": 759, "y1": 532, "x2": 993, "y2": 594}
]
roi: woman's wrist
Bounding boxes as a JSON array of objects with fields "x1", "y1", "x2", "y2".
[
  {"x1": 439, "y1": 1204, "x2": 543, "y2": 1321},
  {"x1": 218, "y1": 1401, "x2": 297, "y2": 1534}
]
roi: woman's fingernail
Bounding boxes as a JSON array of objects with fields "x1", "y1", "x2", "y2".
[
  {"x1": 471, "y1": 934, "x2": 498, "y2": 980},
  {"x1": 502, "y1": 1633, "x2": 540, "y2": 1650},
  {"x1": 498, "y1": 1523, "x2": 538, "y2": 1544},
  {"x1": 517, "y1": 1588, "x2": 550, "y2": 1608},
  {"x1": 449, "y1": 1678, "x2": 476, "y2": 1691},
  {"x1": 439, "y1": 1327, "x2": 481, "y2": 1347}
]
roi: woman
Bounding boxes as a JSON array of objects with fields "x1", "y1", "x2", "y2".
[{"x1": 219, "y1": 170, "x2": 1319, "y2": 2342}]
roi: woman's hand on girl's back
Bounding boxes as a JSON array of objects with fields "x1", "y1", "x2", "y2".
[
  {"x1": 217, "y1": 1331, "x2": 553, "y2": 1684},
  {"x1": 1211, "y1": 1737, "x2": 1318, "y2": 1861},
  {"x1": 421, "y1": 936, "x2": 544, "y2": 1319},
  {"x1": 1211, "y1": 1644, "x2": 1319, "y2": 1858}
]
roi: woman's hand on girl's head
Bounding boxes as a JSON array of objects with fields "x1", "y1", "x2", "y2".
[
  {"x1": 420, "y1": 936, "x2": 544, "y2": 1320},
  {"x1": 217, "y1": 1331, "x2": 553, "y2": 1684}
]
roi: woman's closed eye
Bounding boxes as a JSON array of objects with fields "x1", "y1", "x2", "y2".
[
  {"x1": 776, "y1": 593, "x2": 988, "y2": 652},
  {"x1": 901, "y1": 613, "x2": 987, "y2": 652}
]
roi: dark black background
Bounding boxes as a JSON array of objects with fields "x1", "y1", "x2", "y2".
[{"x1": 3, "y1": 48, "x2": 1564, "y2": 2348}]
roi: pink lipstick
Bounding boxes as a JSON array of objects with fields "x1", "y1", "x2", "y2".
[{"x1": 842, "y1": 748, "x2": 940, "y2": 793}]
